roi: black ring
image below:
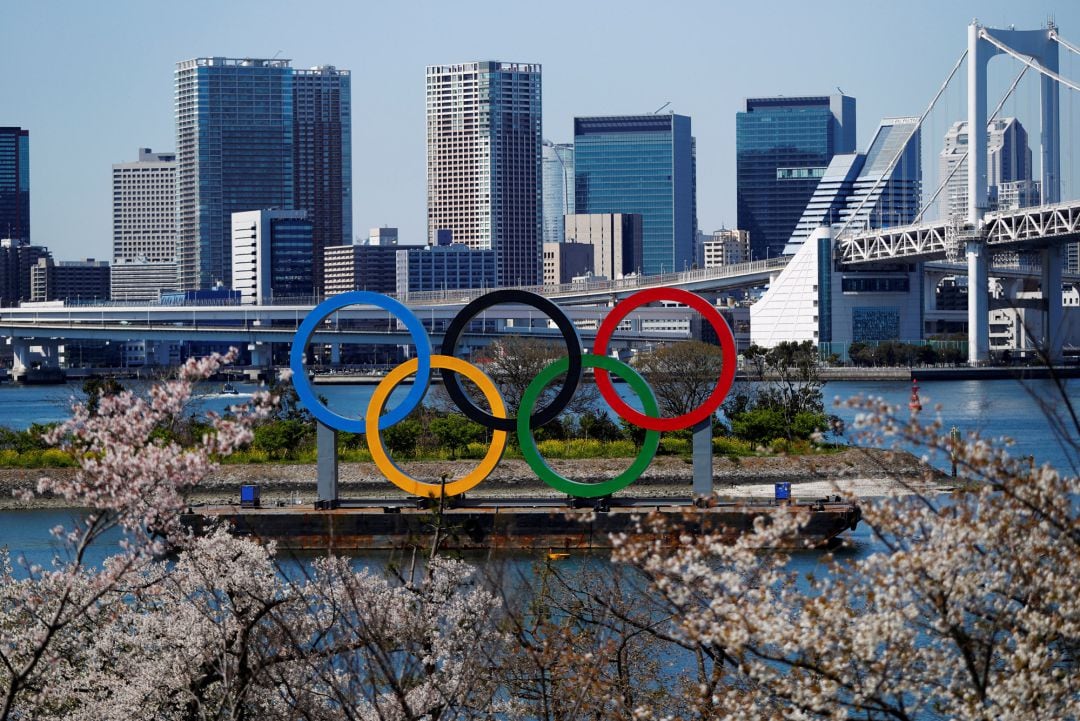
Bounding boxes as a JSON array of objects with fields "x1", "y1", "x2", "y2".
[{"x1": 440, "y1": 289, "x2": 583, "y2": 431}]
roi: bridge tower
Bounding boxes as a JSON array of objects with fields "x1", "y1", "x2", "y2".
[{"x1": 968, "y1": 22, "x2": 1061, "y2": 363}]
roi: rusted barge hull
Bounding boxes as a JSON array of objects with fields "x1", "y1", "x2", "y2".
[{"x1": 182, "y1": 498, "x2": 862, "y2": 551}]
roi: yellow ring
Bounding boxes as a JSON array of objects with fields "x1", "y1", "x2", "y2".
[{"x1": 365, "y1": 354, "x2": 508, "y2": 497}]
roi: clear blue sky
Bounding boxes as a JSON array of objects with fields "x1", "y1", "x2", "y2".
[{"x1": 4, "y1": 0, "x2": 1079, "y2": 260}]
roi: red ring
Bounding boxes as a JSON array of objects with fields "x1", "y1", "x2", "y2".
[{"x1": 592, "y1": 288, "x2": 737, "y2": 432}]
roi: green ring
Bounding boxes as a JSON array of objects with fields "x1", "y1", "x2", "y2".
[{"x1": 518, "y1": 353, "x2": 661, "y2": 498}]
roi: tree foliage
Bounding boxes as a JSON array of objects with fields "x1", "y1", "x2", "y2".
[
  {"x1": 477, "y1": 335, "x2": 598, "y2": 418},
  {"x1": 633, "y1": 340, "x2": 728, "y2": 419},
  {"x1": 725, "y1": 340, "x2": 839, "y2": 444}
]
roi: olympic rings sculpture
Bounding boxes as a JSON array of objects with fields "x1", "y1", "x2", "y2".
[{"x1": 289, "y1": 288, "x2": 737, "y2": 498}]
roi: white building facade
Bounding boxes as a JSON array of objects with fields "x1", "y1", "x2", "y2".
[{"x1": 111, "y1": 148, "x2": 177, "y2": 301}]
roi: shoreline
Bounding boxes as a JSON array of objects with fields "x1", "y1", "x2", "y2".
[{"x1": 0, "y1": 448, "x2": 955, "y2": 510}]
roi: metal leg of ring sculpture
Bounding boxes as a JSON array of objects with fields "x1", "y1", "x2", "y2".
[
  {"x1": 692, "y1": 418, "x2": 713, "y2": 498},
  {"x1": 316, "y1": 421, "x2": 338, "y2": 508},
  {"x1": 366, "y1": 355, "x2": 509, "y2": 498},
  {"x1": 518, "y1": 354, "x2": 661, "y2": 498}
]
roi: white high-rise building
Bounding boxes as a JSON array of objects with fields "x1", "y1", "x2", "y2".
[
  {"x1": 426, "y1": 61, "x2": 542, "y2": 286},
  {"x1": 111, "y1": 148, "x2": 177, "y2": 300},
  {"x1": 939, "y1": 118, "x2": 1034, "y2": 220}
]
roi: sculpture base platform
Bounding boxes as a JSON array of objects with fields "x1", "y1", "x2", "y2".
[{"x1": 181, "y1": 497, "x2": 861, "y2": 552}]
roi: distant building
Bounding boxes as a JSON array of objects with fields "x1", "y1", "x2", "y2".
[
  {"x1": 736, "y1": 95, "x2": 856, "y2": 260},
  {"x1": 542, "y1": 141, "x2": 574, "y2": 244},
  {"x1": 700, "y1": 229, "x2": 750, "y2": 268},
  {"x1": 175, "y1": 57, "x2": 296, "y2": 291},
  {"x1": 996, "y1": 179, "x2": 1042, "y2": 211},
  {"x1": 0, "y1": 239, "x2": 49, "y2": 306},
  {"x1": 785, "y1": 117, "x2": 922, "y2": 254},
  {"x1": 323, "y1": 243, "x2": 400, "y2": 295},
  {"x1": 231, "y1": 210, "x2": 313, "y2": 304},
  {"x1": 121, "y1": 340, "x2": 182, "y2": 368},
  {"x1": 30, "y1": 258, "x2": 110, "y2": 302},
  {"x1": 396, "y1": 243, "x2": 496, "y2": 296},
  {"x1": 574, "y1": 115, "x2": 695, "y2": 275},
  {"x1": 563, "y1": 213, "x2": 642, "y2": 280},
  {"x1": 368, "y1": 227, "x2": 399, "y2": 246},
  {"x1": 0, "y1": 127, "x2": 30, "y2": 243},
  {"x1": 753, "y1": 118, "x2": 924, "y2": 352},
  {"x1": 175, "y1": 58, "x2": 351, "y2": 293},
  {"x1": 940, "y1": 118, "x2": 1034, "y2": 220},
  {"x1": 110, "y1": 259, "x2": 179, "y2": 302},
  {"x1": 426, "y1": 61, "x2": 542, "y2": 286},
  {"x1": 293, "y1": 65, "x2": 352, "y2": 295},
  {"x1": 542, "y1": 241, "x2": 593, "y2": 285},
  {"x1": 112, "y1": 148, "x2": 177, "y2": 299}
]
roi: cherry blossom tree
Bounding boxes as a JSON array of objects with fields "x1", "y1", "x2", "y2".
[
  {"x1": 610, "y1": 396, "x2": 1080, "y2": 720},
  {"x1": 0, "y1": 353, "x2": 506, "y2": 721},
  {"x1": 2, "y1": 345, "x2": 1077, "y2": 720}
]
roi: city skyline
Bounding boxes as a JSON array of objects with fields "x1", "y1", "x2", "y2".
[{"x1": 3, "y1": 0, "x2": 1079, "y2": 262}]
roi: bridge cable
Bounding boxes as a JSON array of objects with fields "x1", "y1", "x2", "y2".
[
  {"x1": 913, "y1": 63, "x2": 1030, "y2": 224},
  {"x1": 835, "y1": 50, "x2": 968, "y2": 242},
  {"x1": 1049, "y1": 30, "x2": 1080, "y2": 61}
]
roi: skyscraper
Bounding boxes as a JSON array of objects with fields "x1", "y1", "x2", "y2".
[
  {"x1": 542, "y1": 141, "x2": 574, "y2": 244},
  {"x1": 0, "y1": 127, "x2": 30, "y2": 242},
  {"x1": 426, "y1": 61, "x2": 542, "y2": 287},
  {"x1": 574, "y1": 114, "x2": 695, "y2": 276},
  {"x1": 736, "y1": 95, "x2": 856, "y2": 260},
  {"x1": 111, "y1": 148, "x2": 177, "y2": 300},
  {"x1": 293, "y1": 66, "x2": 352, "y2": 295},
  {"x1": 175, "y1": 57, "x2": 295, "y2": 291},
  {"x1": 784, "y1": 116, "x2": 922, "y2": 255},
  {"x1": 940, "y1": 118, "x2": 1035, "y2": 220}
]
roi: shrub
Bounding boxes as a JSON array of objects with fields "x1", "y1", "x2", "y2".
[
  {"x1": 658, "y1": 437, "x2": 691, "y2": 456},
  {"x1": 730, "y1": 407, "x2": 787, "y2": 444},
  {"x1": 712, "y1": 436, "x2": 754, "y2": 457},
  {"x1": 40, "y1": 448, "x2": 77, "y2": 468},
  {"x1": 252, "y1": 419, "x2": 310, "y2": 460}
]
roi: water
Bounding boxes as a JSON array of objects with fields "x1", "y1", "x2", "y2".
[
  {"x1": 1, "y1": 376, "x2": 1075, "y2": 470},
  {"x1": 0, "y1": 375, "x2": 1074, "y2": 571}
]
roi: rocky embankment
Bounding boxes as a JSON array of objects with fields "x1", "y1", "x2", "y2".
[{"x1": 0, "y1": 448, "x2": 953, "y2": 509}]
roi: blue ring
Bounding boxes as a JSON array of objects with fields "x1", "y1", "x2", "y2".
[{"x1": 289, "y1": 292, "x2": 432, "y2": 433}]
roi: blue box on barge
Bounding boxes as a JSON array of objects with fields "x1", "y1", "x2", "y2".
[{"x1": 240, "y1": 485, "x2": 261, "y2": 508}]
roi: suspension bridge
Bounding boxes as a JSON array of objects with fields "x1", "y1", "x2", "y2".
[{"x1": 836, "y1": 21, "x2": 1080, "y2": 363}]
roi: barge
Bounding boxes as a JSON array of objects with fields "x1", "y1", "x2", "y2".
[{"x1": 182, "y1": 496, "x2": 862, "y2": 551}]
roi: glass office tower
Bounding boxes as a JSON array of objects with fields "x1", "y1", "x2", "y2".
[
  {"x1": 0, "y1": 127, "x2": 30, "y2": 242},
  {"x1": 175, "y1": 57, "x2": 295, "y2": 291},
  {"x1": 426, "y1": 61, "x2": 543, "y2": 287},
  {"x1": 294, "y1": 66, "x2": 352, "y2": 295},
  {"x1": 736, "y1": 95, "x2": 856, "y2": 260},
  {"x1": 574, "y1": 115, "x2": 695, "y2": 276},
  {"x1": 542, "y1": 141, "x2": 574, "y2": 244}
]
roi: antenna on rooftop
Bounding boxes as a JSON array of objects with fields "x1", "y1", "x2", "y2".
[
  {"x1": 271, "y1": 50, "x2": 283, "y2": 60},
  {"x1": 652, "y1": 101, "x2": 671, "y2": 114}
]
